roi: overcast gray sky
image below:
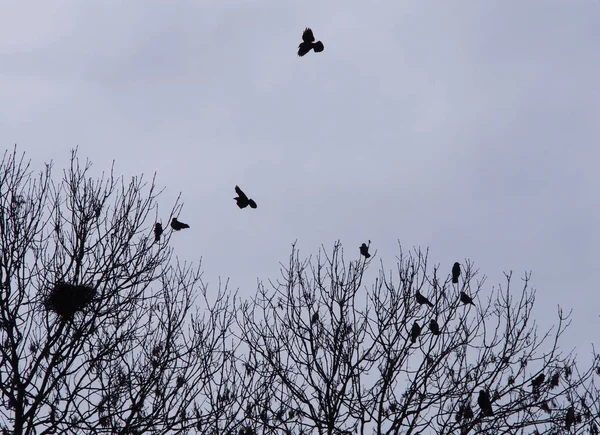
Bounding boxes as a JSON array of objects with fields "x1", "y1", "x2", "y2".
[{"x1": 1, "y1": 1, "x2": 599, "y2": 359}]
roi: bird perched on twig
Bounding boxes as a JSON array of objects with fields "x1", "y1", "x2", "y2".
[
  {"x1": 477, "y1": 390, "x2": 494, "y2": 416},
  {"x1": 531, "y1": 373, "x2": 545, "y2": 388},
  {"x1": 154, "y1": 223, "x2": 163, "y2": 242},
  {"x1": 298, "y1": 27, "x2": 324, "y2": 57},
  {"x1": 415, "y1": 290, "x2": 434, "y2": 307},
  {"x1": 234, "y1": 186, "x2": 257, "y2": 209},
  {"x1": 460, "y1": 291, "x2": 475, "y2": 306},
  {"x1": 452, "y1": 262, "x2": 461, "y2": 284},
  {"x1": 565, "y1": 406, "x2": 575, "y2": 430},
  {"x1": 549, "y1": 372, "x2": 560, "y2": 389},
  {"x1": 359, "y1": 241, "x2": 371, "y2": 259},
  {"x1": 429, "y1": 319, "x2": 441, "y2": 335},
  {"x1": 171, "y1": 218, "x2": 190, "y2": 231},
  {"x1": 410, "y1": 322, "x2": 421, "y2": 344}
]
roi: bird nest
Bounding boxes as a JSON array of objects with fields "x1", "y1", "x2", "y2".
[{"x1": 44, "y1": 282, "x2": 96, "y2": 320}]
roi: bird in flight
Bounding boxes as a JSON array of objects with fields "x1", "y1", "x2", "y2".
[
  {"x1": 460, "y1": 291, "x2": 475, "y2": 306},
  {"x1": 234, "y1": 186, "x2": 257, "y2": 209},
  {"x1": 298, "y1": 28, "x2": 324, "y2": 57},
  {"x1": 359, "y1": 242, "x2": 371, "y2": 259},
  {"x1": 477, "y1": 390, "x2": 494, "y2": 416},
  {"x1": 415, "y1": 290, "x2": 434, "y2": 308},
  {"x1": 171, "y1": 218, "x2": 190, "y2": 231},
  {"x1": 154, "y1": 223, "x2": 163, "y2": 242},
  {"x1": 452, "y1": 262, "x2": 461, "y2": 284},
  {"x1": 429, "y1": 319, "x2": 441, "y2": 335}
]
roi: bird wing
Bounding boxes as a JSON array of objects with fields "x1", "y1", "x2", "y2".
[
  {"x1": 297, "y1": 43, "x2": 311, "y2": 57},
  {"x1": 235, "y1": 185, "x2": 248, "y2": 201},
  {"x1": 313, "y1": 41, "x2": 324, "y2": 53},
  {"x1": 302, "y1": 27, "x2": 315, "y2": 43}
]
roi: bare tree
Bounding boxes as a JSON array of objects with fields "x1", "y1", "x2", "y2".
[
  {"x1": 236, "y1": 241, "x2": 600, "y2": 434},
  {"x1": 0, "y1": 147, "x2": 237, "y2": 435}
]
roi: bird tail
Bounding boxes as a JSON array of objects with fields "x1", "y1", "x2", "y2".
[
  {"x1": 182, "y1": 224, "x2": 190, "y2": 229},
  {"x1": 452, "y1": 278, "x2": 458, "y2": 284}
]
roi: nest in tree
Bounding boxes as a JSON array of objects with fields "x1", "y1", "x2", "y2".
[{"x1": 44, "y1": 282, "x2": 96, "y2": 320}]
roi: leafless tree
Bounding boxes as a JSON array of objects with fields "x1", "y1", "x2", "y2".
[
  {"x1": 0, "y1": 147, "x2": 238, "y2": 435},
  {"x1": 236, "y1": 241, "x2": 600, "y2": 434}
]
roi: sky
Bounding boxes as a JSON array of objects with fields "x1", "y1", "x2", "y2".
[{"x1": 1, "y1": 1, "x2": 599, "y2": 363}]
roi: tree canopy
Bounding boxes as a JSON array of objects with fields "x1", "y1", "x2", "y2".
[{"x1": 1, "y1": 148, "x2": 599, "y2": 434}]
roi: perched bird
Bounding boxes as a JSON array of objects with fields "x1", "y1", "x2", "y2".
[
  {"x1": 154, "y1": 223, "x2": 163, "y2": 242},
  {"x1": 171, "y1": 218, "x2": 190, "y2": 231},
  {"x1": 549, "y1": 372, "x2": 560, "y2": 389},
  {"x1": 565, "y1": 406, "x2": 575, "y2": 430},
  {"x1": 477, "y1": 390, "x2": 494, "y2": 416},
  {"x1": 410, "y1": 322, "x2": 421, "y2": 344},
  {"x1": 234, "y1": 186, "x2": 257, "y2": 209},
  {"x1": 311, "y1": 312, "x2": 319, "y2": 325},
  {"x1": 359, "y1": 242, "x2": 371, "y2": 259},
  {"x1": 429, "y1": 319, "x2": 441, "y2": 335},
  {"x1": 463, "y1": 403, "x2": 474, "y2": 420},
  {"x1": 460, "y1": 291, "x2": 475, "y2": 306},
  {"x1": 415, "y1": 290, "x2": 434, "y2": 307},
  {"x1": 531, "y1": 373, "x2": 545, "y2": 388},
  {"x1": 298, "y1": 27, "x2": 324, "y2": 57},
  {"x1": 452, "y1": 262, "x2": 461, "y2": 284}
]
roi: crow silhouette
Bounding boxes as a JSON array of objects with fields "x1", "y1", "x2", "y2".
[
  {"x1": 415, "y1": 290, "x2": 434, "y2": 307},
  {"x1": 171, "y1": 218, "x2": 190, "y2": 231},
  {"x1": 460, "y1": 291, "x2": 475, "y2": 306},
  {"x1": 477, "y1": 390, "x2": 494, "y2": 416},
  {"x1": 429, "y1": 319, "x2": 441, "y2": 335},
  {"x1": 452, "y1": 262, "x2": 461, "y2": 284},
  {"x1": 359, "y1": 242, "x2": 371, "y2": 259},
  {"x1": 154, "y1": 223, "x2": 163, "y2": 242},
  {"x1": 463, "y1": 403, "x2": 474, "y2": 420},
  {"x1": 311, "y1": 312, "x2": 319, "y2": 325},
  {"x1": 234, "y1": 186, "x2": 257, "y2": 209},
  {"x1": 565, "y1": 406, "x2": 575, "y2": 430},
  {"x1": 410, "y1": 321, "x2": 421, "y2": 344},
  {"x1": 298, "y1": 27, "x2": 324, "y2": 57},
  {"x1": 531, "y1": 373, "x2": 545, "y2": 388},
  {"x1": 550, "y1": 372, "x2": 560, "y2": 389}
]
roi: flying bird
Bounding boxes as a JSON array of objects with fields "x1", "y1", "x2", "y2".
[
  {"x1": 234, "y1": 186, "x2": 257, "y2": 209},
  {"x1": 171, "y1": 218, "x2": 190, "y2": 231},
  {"x1": 359, "y1": 242, "x2": 371, "y2": 259},
  {"x1": 429, "y1": 319, "x2": 441, "y2": 335},
  {"x1": 477, "y1": 390, "x2": 494, "y2": 417},
  {"x1": 565, "y1": 406, "x2": 575, "y2": 430},
  {"x1": 452, "y1": 262, "x2": 461, "y2": 284},
  {"x1": 154, "y1": 223, "x2": 163, "y2": 242},
  {"x1": 298, "y1": 27, "x2": 324, "y2": 57},
  {"x1": 531, "y1": 373, "x2": 545, "y2": 388},
  {"x1": 415, "y1": 291, "x2": 434, "y2": 307},
  {"x1": 410, "y1": 322, "x2": 421, "y2": 344},
  {"x1": 460, "y1": 291, "x2": 475, "y2": 306}
]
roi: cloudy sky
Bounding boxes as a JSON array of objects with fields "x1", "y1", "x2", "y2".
[{"x1": 1, "y1": 1, "x2": 599, "y2": 359}]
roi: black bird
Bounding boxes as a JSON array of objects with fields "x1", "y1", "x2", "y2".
[
  {"x1": 171, "y1": 218, "x2": 190, "y2": 231},
  {"x1": 477, "y1": 390, "x2": 494, "y2": 416},
  {"x1": 311, "y1": 312, "x2": 319, "y2": 325},
  {"x1": 429, "y1": 319, "x2": 441, "y2": 335},
  {"x1": 565, "y1": 406, "x2": 575, "y2": 430},
  {"x1": 154, "y1": 223, "x2": 163, "y2": 242},
  {"x1": 410, "y1": 321, "x2": 421, "y2": 344},
  {"x1": 234, "y1": 185, "x2": 257, "y2": 209},
  {"x1": 298, "y1": 27, "x2": 324, "y2": 57},
  {"x1": 460, "y1": 291, "x2": 475, "y2": 306},
  {"x1": 452, "y1": 262, "x2": 461, "y2": 284},
  {"x1": 463, "y1": 403, "x2": 474, "y2": 420},
  {"x1": 415, "y1": 290, "x2": 434, "y2": 307},
  {"x1": 549, "y1": 372, "x2": 560, "y2": 389},
  {"x1": 531, "y1": 373, "x2": 545, "y2": 388},
  {"x1": 359, "y1": 242, "x2": 371, "y2": 259}
]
